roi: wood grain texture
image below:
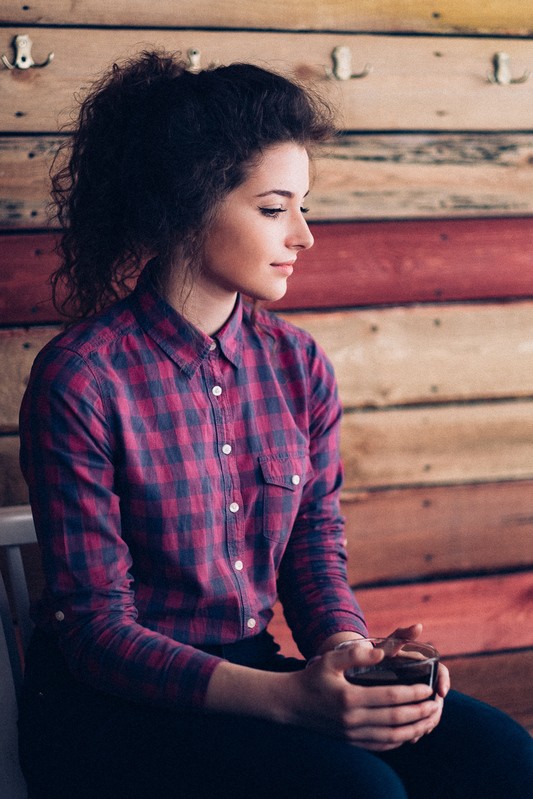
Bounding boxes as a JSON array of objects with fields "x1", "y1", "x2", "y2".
[
  {"x1": 3, "y1": 1, "x2": 533, "y2": 36},
  {"x1": 285, "y1": 302, "x2": 533, "y2": 408},
  {"x1": 0, "y1": 327, "x2": 60, "y2": 432},
  {"x1": 0, "y1": 437, "x2": 28, "y2": 506},
  {"x1": 342, "y1": 480, "x2": 533, "y2": 586},
  {"x1": 340, "y1": 400, "x2": 533, "y2": 489},
  {"x1": 444, "y1": 650, "x2": 533, "y2": 734},
  {"x1": 3, "y1": 133, "x2": 533, "y2": 229},
  {"x1": 4, "y1": 218, "x2": 533, "y2": 323},
  {"x1": 2, "y1": 29, "x2": 533, "y2": 131}
]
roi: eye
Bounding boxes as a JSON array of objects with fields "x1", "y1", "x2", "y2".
[
  {"x1": 300, "y1": 207, "x2": 309, "y2": 215},
  {"x1": 259, "y1": 207, "x2": 286, "y2": 219}
]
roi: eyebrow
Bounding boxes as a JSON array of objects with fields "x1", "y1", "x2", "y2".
[{"x1": 254, "y1": 189, "x2": 309, "y2": 199}]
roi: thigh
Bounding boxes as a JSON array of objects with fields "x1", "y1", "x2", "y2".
[
  {"x1": 20, "y1": 667, "x2": 410, "y2": 799},
  {"x1": 379, "y1": 690, "x2": 533, "y2": 799}
]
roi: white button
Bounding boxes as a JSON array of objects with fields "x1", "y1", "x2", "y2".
[
  {"x1": 222, "y1": 444, "x2": 232, "y2": 455},
  {"x1": 291, "y1": 474, "x2": 301, "y2": 486},
  {"x1": 55, "y1": 611, "x2": 65, "y2": 622},
  {"x1": 212, "y1": 385, "x2": 222, "y2": 396},
  {"x1": 247, "y1": 618, "x2": 256, "y2": 629},
  {"x1": 234, "y1": 560, "x2": 244, "y2": 571},
  {"x1": 229, "y1": 502, "x2": 240, "y2": 513},
  {"x1": 208, "y1": 341, "x2": 217, "y2": 351}
]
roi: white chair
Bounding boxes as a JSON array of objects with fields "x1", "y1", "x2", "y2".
[{"x1": 0, "y1": 505, "x2": 37, "y2": 799}]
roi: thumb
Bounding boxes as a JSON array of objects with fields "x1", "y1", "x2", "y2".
[
  {"x1": 332, "y1": 639, "x2": 384, "y2": 672},
  {"x1": 387, "y1": 622, "x2": 423, "y2": 641}
]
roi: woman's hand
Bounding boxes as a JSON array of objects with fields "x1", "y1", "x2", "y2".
[{"x1": 283, "y1": 638, "x2": 443, "y2": 751}]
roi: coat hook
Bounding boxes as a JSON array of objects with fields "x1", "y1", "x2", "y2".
[
  {"x1": 326, "y1": 46, "x2": 372, "y2": 81},
  {"x1": 2, "y1": 34, "x2": 54, "y2": 70},
  {"x1": 487, "y1": 52, "x2": 529, "y2": 85},
  {"x1": 185, "y1": 48, "x2": 202, "y2": 73}
]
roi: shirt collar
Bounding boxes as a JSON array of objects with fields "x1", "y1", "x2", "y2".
[{"x1": 131, "y1": 261, "x2": 243, "y2": 375}]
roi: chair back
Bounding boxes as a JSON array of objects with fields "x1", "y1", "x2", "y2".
[{"x1": 0, "y1": 505, "x2": 37, "y2": 799}]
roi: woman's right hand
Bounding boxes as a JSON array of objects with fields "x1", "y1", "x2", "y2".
[{"x1": 282, "y1": 640, "x2": 441, "y2": 751}]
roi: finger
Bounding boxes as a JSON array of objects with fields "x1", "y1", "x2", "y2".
[
  {"x1": 357, "y1": 682, "x2": 435, "y2": 708},
  {"x1": 387, "y1": 622, "x2": 423, "y2": 641},
  {"x1": 346, "y1": 713, "x2": 437, "y2": 749},
  {"x1": 436, "y1": 663, "x2": 451, "y2": 698},
  {"x1": 349, "y1": 698, "x2": 438, "y2": 729}
]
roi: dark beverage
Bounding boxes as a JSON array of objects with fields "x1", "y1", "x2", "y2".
[{"x1": 345, "y1": 655, "x2": 438, "y2": 691}]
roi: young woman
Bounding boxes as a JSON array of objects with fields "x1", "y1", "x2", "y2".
[{"x1": 19, "y1": 51, "x2": 533, "y2": 799}]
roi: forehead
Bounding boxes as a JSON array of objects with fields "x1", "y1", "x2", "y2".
[{"x1": 242, "y1": 143, "x2": 310, "y2": 193}]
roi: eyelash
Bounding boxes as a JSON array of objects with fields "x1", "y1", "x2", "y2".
[{"x1": 259, "y1": 207, "x2": 310, "y2": 219}]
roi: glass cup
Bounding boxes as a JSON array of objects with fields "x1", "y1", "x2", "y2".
[{"x1": 336, "y1": 638, "x2": 439, "y2": 692}]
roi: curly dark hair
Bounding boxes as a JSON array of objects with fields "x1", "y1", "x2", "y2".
[{"x1": 50, "y1": 50, "x2": 336, "y2": 320}]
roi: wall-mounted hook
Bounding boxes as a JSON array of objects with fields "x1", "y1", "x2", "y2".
[
  {"x1": 185, "y1": 48, "x2": 202, "y2": 74},
  {"x1": 2, "y1": 34, "x2": 54, "y2": 70},
  {"x1": 487, "y1": 52, "x2": 529, "y2": 85},
  {"x1": 326, "y1": 46, "x2": 372, "y2": 81}
]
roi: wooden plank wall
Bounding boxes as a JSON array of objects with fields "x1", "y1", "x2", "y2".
[{"x1": 1, "y1": 1, "x2": 532, "y2": 734}]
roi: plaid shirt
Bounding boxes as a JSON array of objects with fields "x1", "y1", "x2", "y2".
[{"x1": 20, "y1": 264, "x2": 367, "y2": 709}]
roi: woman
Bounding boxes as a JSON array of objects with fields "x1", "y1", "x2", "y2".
[{"x1": 19, "y1": 51, "x2": 533, "y2": 798}]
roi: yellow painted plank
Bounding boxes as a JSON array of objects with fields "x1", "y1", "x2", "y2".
[
  {"x1": 285, "y1": 302, "x2": 533, "y2": 408},
  {"x1": 2, "y1": 1, "x2": 533, "y2": 35},
  {"x1": 2, "y1": 29, "x2": 533, "y2": 132},
  {"x1": 340, "y1": 400, "x2": 533, "y2": 490},
  {"x1": 3, "y1": 133, "x2": 533, "y2": 227}
]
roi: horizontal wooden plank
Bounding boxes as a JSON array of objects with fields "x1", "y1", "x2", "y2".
[
  {"x1": 270, "y1": 571, "x2": 533, "y2": 658},
  {"x1": 342, "y1": 480, "x2": 533, "y2": 586},
  {"x1": 7, "y1": 300, "x2": 533, "y2": 422},
  {"x1": 3, "y1": 133, "x2": 533, "y2": 229},
  {"x1": 3, "y1": 1, "x2": 533, "y2": 36},
  {"x1": 2, "y1": 30, "x2": 533, "y2": 131},
  {"x1": 286, "y1": 302, "x2": 533, "y2": 408},
  {"x1": 4, "y1": 219, "x2": 533, "y2": 323},
  {"x1": 269, "y1": 570, "x2": 533, "y2": 657},
  {"x1": 360, "y1": 571, "x2": 533, "y2": 657},
  {"x1": 445, "y1": 650, "x2": 533, "y2": 735},
  {"x1": 341, "y1": 400, "x2": 533, "y2": 490}
]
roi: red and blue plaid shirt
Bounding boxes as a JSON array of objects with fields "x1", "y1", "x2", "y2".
[{"x1": 20, "y1": 263, "x2": 367, "y2": 709}]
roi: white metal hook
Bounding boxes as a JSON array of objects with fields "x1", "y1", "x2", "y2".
[
  {"x1": 487, "y1": 52, "x2": 529, "y2": 85},
  {"x1": 1, "y1": 34, "x2": 54, "y2": 70},
  {"x1": 326, "y1": 46, "x2": 372, "y2": 81}
]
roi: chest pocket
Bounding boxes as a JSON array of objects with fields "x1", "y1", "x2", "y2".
[{"x1": 258, "y1": 452, "x2": 311, "y2": 542}]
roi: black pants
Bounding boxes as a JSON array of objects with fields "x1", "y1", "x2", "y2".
[{"x1": 19, "y1": 629, "x2": 533, "y2": 799}]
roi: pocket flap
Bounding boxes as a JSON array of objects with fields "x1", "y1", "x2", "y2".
[{"x1": 258, "y1": 453, "x2": 309, "y2": 491}]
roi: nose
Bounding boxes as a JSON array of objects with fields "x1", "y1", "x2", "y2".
[{"x1": 287, "y1": 213, "x2": 314, "y2": 251}]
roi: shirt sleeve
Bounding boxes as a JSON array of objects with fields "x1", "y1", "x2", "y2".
[
  {"x1": 19, "y1": 344, "x2": 221, "y2": 709},
  {"x1": 276, "y1": 338, "x2": 368, "y2": 657}
]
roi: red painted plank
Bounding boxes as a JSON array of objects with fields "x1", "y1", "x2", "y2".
[{"x1": 2, "y1": 217, "x2": 533, "y2": 323}]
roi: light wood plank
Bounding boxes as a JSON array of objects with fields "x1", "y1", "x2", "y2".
[
  {"x1": 340, "y1": 400, "x2": 533, "y2": 489},
  {"x1": 285, "y1": 302, "x2": 533, "y2": 408},
  {"x1": 6, "y1": 302, "x2": 533, "y2": 428},
  {"x1": 342, "y1": 480, "x2": 533, "y2": 586},
  {"x1": 3, "y1": 1, "x2": 533, "y2": 36},
  {"x1": 4, "y1": 220, "x2": 533, "y2": 322},
  {"x1": 0, "y1": 327, "x2": 60, "y2": 433},
  {"x1": 3, "y1": 133, "x2": 533, "y2": 229},
  {"x1": 2, "y1": 30, "x2": 533, "y2": 132}
]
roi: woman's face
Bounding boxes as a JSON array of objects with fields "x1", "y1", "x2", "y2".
[{"x1": 199, "y1": 142, "x2": 314, "y2": 304}]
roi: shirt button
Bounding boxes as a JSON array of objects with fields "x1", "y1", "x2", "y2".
[
  {"x1": 208, "y1": 341, "x2": 217, "y2": 351},
  {"x1": 291, "y1": 474, "x2": 301, "y2": 485},
  {"x1": 222, "y1": 444, "x2": 232, "y2": 455},
  {"x1": 234, "y1": 560, "x2": 244, "y2": 571},
  {"x1": 229, "y1": 502, "x2": 240, "y2": 513},
  {"x1": 212, "y1": 385, "x2": 222, "y2": 396},
  {"x1": 247, "y1": 618, "x2": 256, "y2": 629},
  {"x1": 55, "y1": 611, "x2": 65, "y2": 622}
]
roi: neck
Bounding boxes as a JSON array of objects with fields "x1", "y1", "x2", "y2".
[{"x1": 163, "y1": 272, "x2": 238, "y2": 336}]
